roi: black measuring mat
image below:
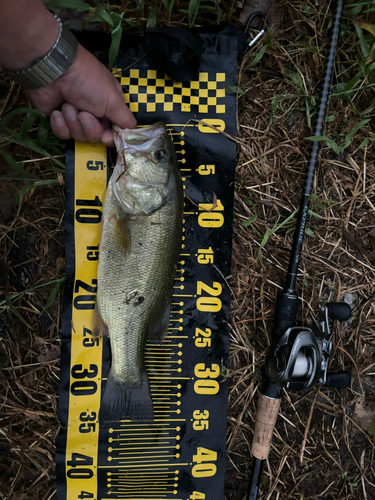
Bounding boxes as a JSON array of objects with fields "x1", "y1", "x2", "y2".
[{"x1": 57, "y1": 29, "x2": 238, "y2": 500}]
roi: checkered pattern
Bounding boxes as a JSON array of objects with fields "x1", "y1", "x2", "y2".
[{"x1": 114, "y1": 69, "x2": 226, "y2": 114}]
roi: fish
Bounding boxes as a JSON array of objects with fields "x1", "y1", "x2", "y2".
[{"x1": 93, "y1": 122, "x2": 183, "y2": 421}]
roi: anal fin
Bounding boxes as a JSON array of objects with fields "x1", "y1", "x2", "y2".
[
  {"x1": 92, "y1": 303, "x2": 109, "y2": 337},
  {"x1": 148, "y1": 299, "x2": 171, "y2": 343}
]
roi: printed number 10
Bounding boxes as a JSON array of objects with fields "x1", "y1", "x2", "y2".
[{"x1": 198, "y1": 199, "x2": 224, "y2": 228}]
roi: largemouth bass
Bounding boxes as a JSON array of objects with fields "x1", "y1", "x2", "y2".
[{"x1": 93, "y1": 123, "x2": 183, "y2": 421}]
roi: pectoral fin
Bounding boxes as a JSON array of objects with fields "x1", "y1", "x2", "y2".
[
  {"x1": 113, "y1": 214, "x2": 131, "y2": 254},
  {"x1": 148, "y1": 299, "x2": 172, "y2": 343}
]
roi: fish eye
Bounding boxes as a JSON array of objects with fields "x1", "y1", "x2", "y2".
[{"x1": 155, "y1": 149, "x2": 166, "y2": 161}]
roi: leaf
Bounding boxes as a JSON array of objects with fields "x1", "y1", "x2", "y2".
[
  {"x1": 357, "y1": 137, "x2": 373, "y2": 149},
  {"x1": 305, "y1": 227, "x2": 315, "y2": 237},
  {"x1": 0, "y1": 150, "x2": 29, "y2": 178},
  {"x1": 259, "y1": 229, "x2": 270, "y2": 250},
  {"x1": 357, "y1": 21, "x2": 375, "y2": 37},
  {"x1": 125, "y1": 18, "x2": 137, "y2": 27},
  {"x1": 147, "y1": 6, "x2": 158, "y2": 28},
  {"x1": 343, "y1": 5, "x2": 362, "y2": 16},
  {"x1": 225, "y1": 86, "x2": 246, "y2": 97},
  {"x1": 19, "y1": 113, "x2": 38, "y2": 139},
  {"x1": 354, "y1": 22, "x2": 369, "y2": 58},
  {"x1": 370, "y1": 423, "x2": 375, "y2": 436},
  {"x1": 162, "y1": 0, "x2": 176, "y2": 13},
  {"x1": 307, "y1": 135, "x2": 341, "y2": 155},
  {"x1": 0, "y1": 277, "x2": 65, "y2": 309},
  {"x1": 45, "y1": 0, "x2": 91, "y2": 11},
  {"x1": 109, "y1": 11, "x2": 122, "y2": 25},
  {"x1": 288, "y1": 70, "x2": 304, "y2": 90},
  {"x1": 271, "y1": 209, "x2": 297, "y2": 234},
  {"x1": 42, "y1": 278, "x2": 64, "y2": 313},
  {"x1": 0, "y1": 107, "x2": 44, "y2": 129},
  {"x1": 37, "y1": 117, "x2": 51, "y2": 148},
  {"x1": 307, "y1": 209, "x2": 324, "y2": 220},
  {"x1": 343, "y1": 119, "x2": 371, "y2": 149},
  {"x1": 306, "y1": 135, "x2": 325, "y2": 142},
  {"x1": 109, "y1": 23, "x2": 123, "y2": 69},
  {"x1": 0, "y1": 133, "x2": 65, "y2": 169},
  {"x1": 242, "y1": 215, "x2": 257, "y2": 227},
  {"x1": 89, "y1": 6, "x2": 115, "y2": 27},
  {"x1": 324, "y1": 137, "x2": 342, "y2": 155},
  {"x1": 345, "y1": 69, "x2": 364, "y2": 92},
  {"x1": 349, "y1": 482, "x2": 357, "y2": 493},
  {"x1": 8, "y1": 303, "x2": 30, "y2": 327},
  {"x1": 189, "y1": 0, "x2": 200, "y2": 26},
  {"x1": 248, "y1": 44, "x2": 268, "y2": 68},
  {"x1": 14, "y1": 184, "x2": 35, "y2": 205}
]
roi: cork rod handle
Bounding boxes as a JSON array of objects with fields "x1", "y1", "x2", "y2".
[{"x1": 251, "y1": 394, "x2": 281, "y2": 460}]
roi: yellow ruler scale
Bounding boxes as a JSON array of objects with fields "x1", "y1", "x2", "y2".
[{"x1": 65, "y1": 142, "x2": 107, "y2": 499}]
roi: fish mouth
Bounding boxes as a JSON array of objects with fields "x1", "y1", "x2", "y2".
[{"x1": 123, "y1": 122, "x2": 167, "y2": 146}]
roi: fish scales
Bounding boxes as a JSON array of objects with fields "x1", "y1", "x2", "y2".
[{"x1": 94, "y1": 122, "x2": 183, "y2": 421}]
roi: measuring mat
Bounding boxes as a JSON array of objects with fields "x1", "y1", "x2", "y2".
[{"x1": 57, "y1": 30, "x2": 238, "y2": 500}]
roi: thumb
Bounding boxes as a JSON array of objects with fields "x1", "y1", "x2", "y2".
[{"x1": 105, "y1": 81, "x2": 137, "y2": 129}]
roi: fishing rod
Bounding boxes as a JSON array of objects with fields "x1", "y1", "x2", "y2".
[{"x1": 247, "y1": 1, "x2": 351, "y2": 498}]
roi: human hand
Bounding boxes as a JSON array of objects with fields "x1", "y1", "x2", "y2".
[{"x1": 27, "y1": 44, "x2": 136, "y2": 147}]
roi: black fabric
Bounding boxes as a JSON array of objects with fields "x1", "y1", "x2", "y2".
[{"x1": 145, "y1": 27, "x2": 203, "y2": 82}]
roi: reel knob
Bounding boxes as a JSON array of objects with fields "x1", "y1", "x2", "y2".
[
  {"x1": 326, "y1": 303, "x2": 351, "y2": 321},
  {"x1": 324, "y1": 371, "x2": 351, "y2": 389}
]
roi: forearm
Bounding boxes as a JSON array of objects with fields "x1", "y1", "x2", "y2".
[{"x1": 0, "y1": 0, "x2": 59, "y2": 69}]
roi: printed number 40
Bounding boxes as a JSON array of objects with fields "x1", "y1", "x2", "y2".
[
  {"x1": 78, "y1": 492, "x2": 94, "y2": 499},
  {"x1": 192, "y1": 448, "x2": 217, "y2": 478}
]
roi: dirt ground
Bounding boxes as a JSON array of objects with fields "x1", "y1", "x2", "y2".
[{"x1": 1, "y1": 1, "x2": 375, "y2": 499}]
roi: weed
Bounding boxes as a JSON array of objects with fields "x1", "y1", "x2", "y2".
[
  {"x1": 162, "y1": 0, "x2": 176, "y2": 25},
  {"x1": 306, "y1": 118, "x2": 372, "y2": 156},
  {"x1": 0, "y1": 277, "x2": 65, "y2": 321}
]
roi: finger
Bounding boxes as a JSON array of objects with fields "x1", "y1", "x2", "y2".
[
  {"x1": 101, "y1": 128, "x2": 115, "y2": 148},
  {"x1": 104, "y1": 81, "x2": 137, "y2": 130},
  {"x1": 78, "y1": 112, "x2": 106, "y2": 143},
  {"x1": 61, "y1": 103, "x2": 86, "y2": 143},
  {"x1": 26, "y1": 88, "x2": 65, "y2": 117},
  {"x1": 50, "y1": 110, "x2": 72, "y2": 140}
]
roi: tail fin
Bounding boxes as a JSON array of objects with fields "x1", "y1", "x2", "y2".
[{"x1": 99, "y1": 370, "x2": 154, "y2": 422}]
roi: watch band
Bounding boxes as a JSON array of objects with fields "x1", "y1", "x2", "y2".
[{"x1": 3, "y1": 15, "x2": 78, "y2": 89}]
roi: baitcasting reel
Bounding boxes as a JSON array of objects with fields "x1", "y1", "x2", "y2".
[{"x1": 265, "y1": 302, "x2": 351, "y2": 391}]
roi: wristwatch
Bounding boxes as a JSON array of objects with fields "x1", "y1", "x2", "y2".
[{"x1": 2, "y1": 15, "x2": 78, "y2": 89}]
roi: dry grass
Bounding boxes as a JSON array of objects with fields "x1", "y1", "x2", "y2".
[
  {"x1": 0, "y1": 77, "x2": 64, "y2": 500},
  {"x1": 226, "y1": 1, "x2": 375, "y2": 499},
  {"x1": 1, "y1": 1, "x2": 375, "y2": 499}
]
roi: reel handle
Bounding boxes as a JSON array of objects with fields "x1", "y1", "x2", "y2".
[{"x1": 326, "y1": 302, "x2": 351, "y2": 321}]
